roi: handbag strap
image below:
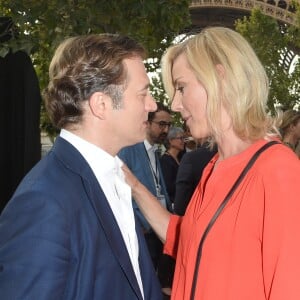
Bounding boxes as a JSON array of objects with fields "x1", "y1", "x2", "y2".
[{"x1": 189, "y1": 141, "x2": 279, "y2": 300}]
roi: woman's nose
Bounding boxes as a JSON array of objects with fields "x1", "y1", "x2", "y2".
[{"x1": 171, "y1": 93, "x2": 182, "y2": 112}]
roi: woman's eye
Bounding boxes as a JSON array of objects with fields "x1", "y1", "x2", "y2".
[{"x1": 176, "y1": 86, "x2": 184, "y2": 94}]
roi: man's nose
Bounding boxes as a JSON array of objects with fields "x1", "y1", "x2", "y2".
[
  {"x1": 162, "y1": 125, "x2": 170, "y2": 133},
  {"x1": 146, "y1": 94, "x2": 157, "y2": 112}
]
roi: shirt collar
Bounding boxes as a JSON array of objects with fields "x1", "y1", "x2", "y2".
[
  {"x1": 60, "y1": 129, "x2": 122, "y2": 177},
  {"x1": 144, "y1": 139, "x2": 158, "y2": 152}
]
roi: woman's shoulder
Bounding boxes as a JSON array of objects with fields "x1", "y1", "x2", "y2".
[
  {"x1": 257, "y1": 141, "x2": 298, "y2": 164},
  {"x1": 253, "y1": 140, "x2": 300, "y2": 177}
]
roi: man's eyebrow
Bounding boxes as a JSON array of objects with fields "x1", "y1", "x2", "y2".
[{"x1": 138, "y1": 83, "x2": 150, "y2": 92}]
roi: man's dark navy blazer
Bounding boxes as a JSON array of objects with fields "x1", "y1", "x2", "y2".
[
  {"x1": 119, "y1": 142, "x2": 171, "y2": 232},
  {"x1": 0, "y1": 137, "x2": 162, "y2": 300}
]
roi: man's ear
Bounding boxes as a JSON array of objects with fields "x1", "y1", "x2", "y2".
[{"x1": 89, "y1": 92, "x2": 107, "y2": 120}]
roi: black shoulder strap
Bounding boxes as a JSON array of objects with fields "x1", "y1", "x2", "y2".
[{"x1": 190, "y1": 141, "x2": 279, "y2": 300}]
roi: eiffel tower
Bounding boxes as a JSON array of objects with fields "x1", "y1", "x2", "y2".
[{"x1": 189, "y1": 0, "x2": 299, "y2": 71}]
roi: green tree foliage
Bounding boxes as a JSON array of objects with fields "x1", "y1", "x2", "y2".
[
  {"x1": 288, "y1": 0, "x2": 300, "y2": 48},
  {"x1": 235, "y1": 7, "x2": 300, "y2": 112},
  {"x1": 0, "y1": 0, "x2": 191, "y2": 136}
]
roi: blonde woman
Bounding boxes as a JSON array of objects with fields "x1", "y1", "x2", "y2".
[{"x1": 122, "y1": 27, "x2": 300, "y2": 300}]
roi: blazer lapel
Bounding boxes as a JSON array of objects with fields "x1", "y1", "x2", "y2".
[{"x1": 84, "y1": 178, "x2": 143, "y2": 299}]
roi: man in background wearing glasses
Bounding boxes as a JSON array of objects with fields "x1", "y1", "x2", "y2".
[{"x1": 119, "y1": 102, "x2": 172, "y2": 297}]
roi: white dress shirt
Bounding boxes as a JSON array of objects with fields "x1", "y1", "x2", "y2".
[
  {"x1": 60, "y1": 129, "x2": 144, "y2": 298},
  {"x1": 144, "y1": 140, "x2": 158, "y2": 176}
]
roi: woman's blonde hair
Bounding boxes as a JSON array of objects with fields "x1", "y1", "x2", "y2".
[{"x1": 161, "y1": 26, "x2": 277, "y2": 143}]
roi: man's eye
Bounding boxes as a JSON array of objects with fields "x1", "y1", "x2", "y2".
[{"x1": 138, "y1": 93, "x2": 147, "y2": 99}]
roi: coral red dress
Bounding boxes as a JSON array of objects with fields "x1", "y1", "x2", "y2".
[{"x1": 164, "y1": 140, "x2": 300, "y2": 300}]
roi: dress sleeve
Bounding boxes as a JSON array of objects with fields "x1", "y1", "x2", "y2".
[
  {"x1": 163, "y1": 214, "x2": 182, "y2": 258},
  {"x1": 261, "y1": 150, "x2": 300, "y2": 299}
]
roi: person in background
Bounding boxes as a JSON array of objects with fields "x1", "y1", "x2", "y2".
[
  {"x1": 118, "y1": 102, "x2": 172, "y2": 297},
  {"x1": 0, "y1": 33, "x2": 163, "y2": 300},
  {"x1": 183, "y1": 124, "x2": 197, "y2": 152},
  {"x1": 160, "y1": 126, "x2": 185, "y2": 205},
  {"x1": 278, "y1": 109, "x2": 300, "y2": 157},
  {"x1": 174, "y1": 139, "x2": 217, "y2": 216},
  {"x1": 177, "y1": 123, "x2": 195, "y2": 162},
  {"x1": 122, "y1": 27, "x2": 300, "y2": 300}
]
